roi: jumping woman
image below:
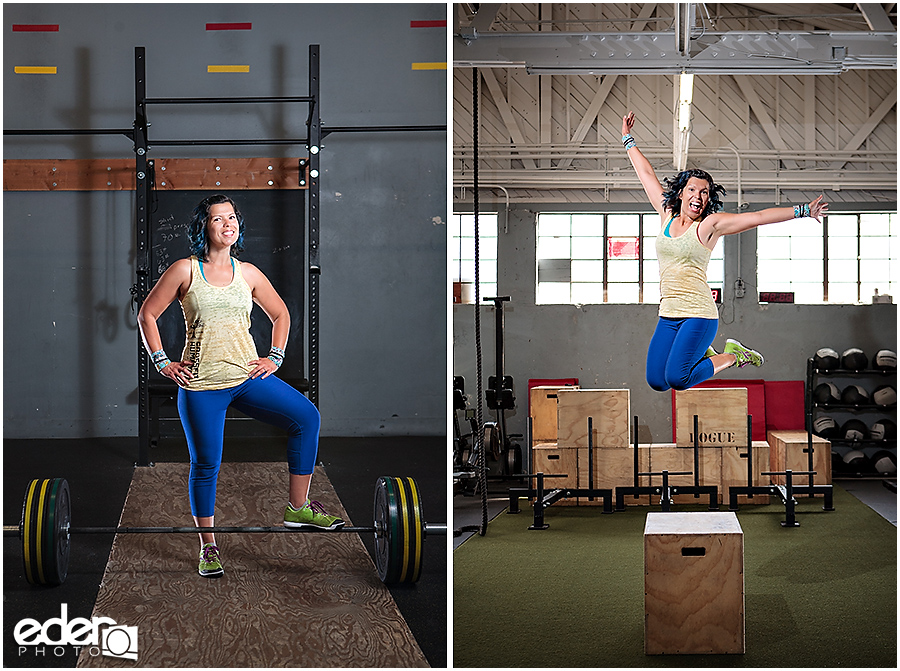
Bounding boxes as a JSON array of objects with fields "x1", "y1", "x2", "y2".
[
  {"x1": 137, "y1": 194, "x2": 344, "y2": 578},
  {"x1": 621, "y1": 111, "x2": 828, "y2": 392}
]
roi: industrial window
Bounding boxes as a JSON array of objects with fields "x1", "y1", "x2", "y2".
[
  {"x1": 535, "y1": 212, "x2": 724, "y2": 305},
  {"x1": 757, "y1": 212, "x2": 897, "y2": 304},
  {"x1": 451, "y1": 212, "x2": 498, "y2": 303}
]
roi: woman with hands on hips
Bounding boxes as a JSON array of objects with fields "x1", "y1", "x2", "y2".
[{"x1": 137, "y1": 194, "x2": 343, "y2": 579}]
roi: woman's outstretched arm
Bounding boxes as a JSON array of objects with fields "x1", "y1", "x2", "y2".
[
  {"x1": 707, "y1": 195, "x2": 828, "y2": 237},
  {"x1": 622, "y1": 112, "x2": 666, "y2": 219}
]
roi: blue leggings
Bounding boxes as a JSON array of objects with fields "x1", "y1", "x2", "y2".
[
  {"x1": 646, "y1": 317, "x2": 718, "y2": 392},
  {"x1": 177, "y1": 375, "x2": 320, "y2": 517}
]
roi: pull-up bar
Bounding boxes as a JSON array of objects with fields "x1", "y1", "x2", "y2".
[
  {"x1": 150, "y1": 138, "x2": 309, "y2": 147},
  {"x1": 144, "y1": 95, "x2": 315, "y2": 105},
  {"x1": 323, "y1": 124, "x2": 446, "y2": 135},
  {"x1": 5, "y1": 128, "x2": 134, "y2": 137}
]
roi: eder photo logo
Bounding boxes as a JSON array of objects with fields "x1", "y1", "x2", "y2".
[{"x1": 14, "y1": 603, "x2": 138, "y2": 661}]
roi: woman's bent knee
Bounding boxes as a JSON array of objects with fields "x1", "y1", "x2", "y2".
[
  {"x1": 647, "y1": 374, "x2": 670, "y2": 392},
  {"x1": 665, "y1": 376, "x2": 692, "y2": 392}
]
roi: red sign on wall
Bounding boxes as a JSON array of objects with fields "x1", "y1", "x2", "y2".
[{"x1": 608, "y1": 237, "x2": 639, "y2": 259}]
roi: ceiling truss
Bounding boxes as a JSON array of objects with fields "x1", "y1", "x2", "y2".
[{"x1": 453, "y1": 3, "x2": 897, "y2": 204}]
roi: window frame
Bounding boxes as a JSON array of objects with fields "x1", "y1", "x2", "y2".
[
  {"x1": 756, "y1": 211, "x2": 897, "y2": 305},
  {"x1": 535, "y1": 211, "x2": 724, "y2": 306},
  {"x1": 451, "y1": 211, "x2": 499, "y2": 303}
]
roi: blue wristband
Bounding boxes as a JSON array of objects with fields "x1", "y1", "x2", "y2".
[
  {"x1": 150, "y1": 349, "x2": 171, "y2": 372},
  {"x1": 793, "y1": 203, "x2": 811, "y2": 219},
  {"x1": 267, "y1": 346, "x2": 285, "y2": 368}
]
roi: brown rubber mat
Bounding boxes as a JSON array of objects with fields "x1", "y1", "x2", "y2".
[{"x1": 76, "y1": 462, "x2": 428, "y2": 667}]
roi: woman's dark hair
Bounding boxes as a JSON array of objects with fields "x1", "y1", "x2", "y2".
[
  {"x1": 187, "y1": 194, "x2": 245, "y2": 259},
  {"x1": 661, "y1": 169, "x2": 727, "y2": 218}
]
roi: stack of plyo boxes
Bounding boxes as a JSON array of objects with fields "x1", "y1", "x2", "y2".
[
  {"x1": 529, "y1": 386, "x2": 824, "y2": 505},
  {"x1": 530, "y1": 386, "x2": 648, "y2": 505}
]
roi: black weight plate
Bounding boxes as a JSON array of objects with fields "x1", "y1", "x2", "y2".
[
  {"x1": 44, "y1": 479, "x2": 71, "y2": 586},
  {"x1": 483, "y1": 423, "x2": 501, "y2": 460},
  {"x1": 373, "y1": 476, "x2": 425, "y2": 584},
  {"x1": 21, "y1": 478, "x2": 71, "y2": 587},
  {"x1": 374, "y1": 476, "x2": 400, "y2": 583},
  {"x1": 505, "y1": 443, "x2": 522, "y2": 475}
]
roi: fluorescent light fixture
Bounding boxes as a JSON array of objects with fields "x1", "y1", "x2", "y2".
[
  {"x1": 524, "y1": 64, "x2": 844, "y2": 75},
  {"x1": 678, "y1": 72, "x2": 694, "y2": 131}
]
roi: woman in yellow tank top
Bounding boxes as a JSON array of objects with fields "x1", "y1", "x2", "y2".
[
  {"x1": 138, "y1": 194, "x2": 343, "y2": 578},
  {"x1": 621, "y1": 112, "x2": 828, "y2": 391}
]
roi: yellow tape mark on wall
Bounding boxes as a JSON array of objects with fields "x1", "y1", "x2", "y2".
[
  {"x1": 411, "y1": 62, "x2": 447, "y2": 70},
  {"x1": 207, "y1": 65, "x2": 250, "y2": 73},
  {"x1": 15, "y1": 66, "x2": 57, "y2": 74}
]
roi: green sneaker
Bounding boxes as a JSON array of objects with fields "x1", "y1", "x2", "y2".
[
  {"x1": 284, "y1": 500, "x2": 345, "y2": 530},
  {"x1": 724, "y1": 338, "x2": 764, "y2": 368},
  {"x1": 198, "y1": 543, "x2": 224, "y2": 578},
  {"x1": 704, "y1": 346, "x2": 718, "y2": 359}
]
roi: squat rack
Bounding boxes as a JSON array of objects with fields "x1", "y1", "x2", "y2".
[{"x1": 6, "y1": 45, "x2": 445, "y2": 466}]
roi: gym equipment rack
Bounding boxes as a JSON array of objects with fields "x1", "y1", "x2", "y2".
[{"x1": 6, "y1": 45, "x2": 445, "y2": 466}]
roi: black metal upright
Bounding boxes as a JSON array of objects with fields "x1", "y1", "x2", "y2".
[
  {"x1": 307, "y1": 45, "x2": 321, "y2": 408},
  {"x1": 134, "y1": 47, "x2": 152, "y2": 467}
]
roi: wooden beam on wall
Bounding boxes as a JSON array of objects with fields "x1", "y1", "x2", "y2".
[
  {"x1": 3, "y1": 157, "x2": 309, "y2": 191},
  {"x1": 556, "y1": 74, "x2": 618, "y2": 171},
  {"x1": 481, "y1": 68, "x2": 537, "y2": 169},
  {"x1": 831, "y1": 89, "x2": 897, "y2": 170}
]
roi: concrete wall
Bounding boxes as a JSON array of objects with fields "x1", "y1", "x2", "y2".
[
  {"x1": 3, "y1": 3, "x2": 447, "y2": 438},
  {"x1": 453, "y1": 203, "x2": 897, "y2": 450}
]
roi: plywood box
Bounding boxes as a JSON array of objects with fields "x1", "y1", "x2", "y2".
[
  {"x1": 557, "y1": 388, "x2": 630, "y2": 448},
  {"x1": 529, "y1": 386, "x2": 578, "y2": 444},
  {"x1": 720, "y1": 442, "x2": 771, "y2": 504},
  {"x1": 647, "y1": 444, "x2": 722, "y2": 504},
  {"x1": 673, "y1": 387, "x2": 748, "y2": 447},
  {"x1": 767, "y1": 430, "x2": 831, "y2": 486},
  {"x1": 578, "y1": 446, "x2": 651, "y2": 505},
  {"x1": 532, "y1": 444, "x2": 578, "y2": 506},
  {"x1": 644, "y1": 512, "x2": 745, "y2": 655}
]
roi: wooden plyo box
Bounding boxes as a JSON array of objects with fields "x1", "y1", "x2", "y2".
[
  {"x1": 721, "y1": 442, "x2": 771, "y2": 504},
  {"x1": 767, "y1": 430, "x2": 832, "y2": 486},
  {"x1": 674, "y1": 388, "x2": 748, "y2": 447},
  {"x1": 529, "y1": 386, "x2": 578, "y2": 445},
  {"x1": 532, "y1": 443, "x2": 577, "y2": 506},
  {"x1": 647, "y1": 444, "x2": 723, "y2": 505},
  {"x1": 644, "y1": 512, "x2": 745, "y2": 655},
  {"x1": 578, "y1": 446, "x2": 651, "y2": 505},
  {"x1": 557, "y1": 389, "x2": 630, "y2": 448}
]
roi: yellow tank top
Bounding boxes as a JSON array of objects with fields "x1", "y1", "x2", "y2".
[
  {"x1": 655, "y1": 217, "x2": 719, "y2": 320},
  {"x1": 179, "y1": 256, "x2": 259, "y2": 390}
]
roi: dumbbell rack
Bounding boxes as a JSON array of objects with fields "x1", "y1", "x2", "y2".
[{"x1": 806, "y1": 356, "x2": 897, "y2": 479}]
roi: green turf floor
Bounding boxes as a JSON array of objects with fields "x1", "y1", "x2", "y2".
[{"x1": 453, "y1": 485, "x2": 896, "y2": 667}]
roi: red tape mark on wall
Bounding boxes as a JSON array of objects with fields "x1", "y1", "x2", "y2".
[
  {"x1": 206, "y1": 23, "x2": 252, "y2": 31},
  {"x1": 13, "y1": 24, "x2": 59, "y2": 32},
  {"x1": 410, "y1": 20, "x2": 446, "y2": 28}
]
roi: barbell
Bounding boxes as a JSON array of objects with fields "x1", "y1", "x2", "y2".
[{"x1": 5, "y1": 476, "x2": 446, "y2": 587}]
